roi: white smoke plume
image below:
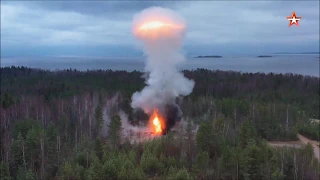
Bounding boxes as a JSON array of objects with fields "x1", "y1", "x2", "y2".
[
  {"x1": 131, "y1": 7, "x2": 195, "y2": 114},
  {"x1": 119, "y1": 110, "x2": 143, "y2": 134}
]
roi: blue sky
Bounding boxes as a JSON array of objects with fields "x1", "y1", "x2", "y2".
[{"x1": 1, "y1": 1, "x2": 319, "y2": 57}]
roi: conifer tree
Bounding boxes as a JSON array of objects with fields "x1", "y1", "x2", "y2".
[
  {"x1": 94, "y1": 105, "x2": 103, "y2": 133},
  {"x1": 239, "y1": 119, "x2": 256, "y2": 148},
  {"x1": 196, "y1": 121, "x2": 215, "y2": 156},
  {"x1": 108, "y1": 115, "x2": 122, "y2": 149}
]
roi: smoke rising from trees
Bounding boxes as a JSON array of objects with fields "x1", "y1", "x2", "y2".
[{"x1": 131, "y1": 7, "x2": 195, "y2": 130}]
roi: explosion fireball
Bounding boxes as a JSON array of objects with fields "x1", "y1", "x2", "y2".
[
  {"x1": 153, "y1": 117, "x2": 161, "y2": 133},
  {"x1": 130, "y1": 7, "x2": 194, "y2": 137},
  {"x1": 139, "y1": 21, "x2": 175, "y2": 30},
  {"x1": 150, "y1": 109, "x2": 165, "y2": 134},
  {"x1": 135, "y1": 20, "x2": 184, "y2": 40},
  {"x1": 133, "y1": 7, "x2": 186, "y2": 42}
]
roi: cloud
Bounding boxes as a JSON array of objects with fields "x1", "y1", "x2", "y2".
[
  {"x1": 0, "y1": 1, "x2": 319, "y2": 56},
  {"x1": 177, "y1": 1, "x2": 319, "y2": 45},
  {"x1": 1, "y1": 3, "x2": 133, "y2": 47}
]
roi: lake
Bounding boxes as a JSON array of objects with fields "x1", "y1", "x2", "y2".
[{"x1": 1, "y1": 55, "x2": 319, "y2": 77}]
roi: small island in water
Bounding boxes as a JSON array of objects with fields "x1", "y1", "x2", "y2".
[
  {"x1": 196, "y1": 55, "x2": 222, "y2": 58},
  {"x1": 257, "y1": 55, "x2": 272, "y2": 58}
]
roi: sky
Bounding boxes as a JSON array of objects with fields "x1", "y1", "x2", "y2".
[{"x1": 1, "y1": 1, "x2": 319, "y2": 57}]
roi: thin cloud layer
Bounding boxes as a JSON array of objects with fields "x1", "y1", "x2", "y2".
[{"x1": 1, "y1": 1, "x2": 319, "y2": 56}]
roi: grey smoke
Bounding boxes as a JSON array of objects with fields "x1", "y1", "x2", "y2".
[
  {"x1": 100, "y1": 93, "x2": 120, "y2": 138},
  {"x1": 100, "y1": 108, "x2": 111, "y2": 138}
]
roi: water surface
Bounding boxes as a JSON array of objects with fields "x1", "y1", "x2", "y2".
[{"x1": 1, "y1": 55, "x2": 319, "y2": 77}]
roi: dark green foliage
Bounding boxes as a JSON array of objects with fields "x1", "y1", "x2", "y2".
[
  {"x1": 218, "y1": 146, "x2": 240, "y2": 179},
  {"x1": 11, "y1": 133, "x2": 25, "y2": 170},
  {"x1": 59, "y1": 162, "x2": 83, "y2": 180},
  {"x1": 1, "y1": 92, "x2": 15, "y2": 109},
  {"x1": 298, "y1": 122, "x2": 320, "y2": 141},
  {"x1": 12, "y1": 120, "x2": 40, "y2": 140},
  {"x1": 85, "y1": 157, "x2": 103, "y2": 180},
  {"x1": 45, "y1": 122, "x2": 59, "y2": 176},
  {"x1": 239, "y1": 119, "x2": 257, "y2": 148},
  {"x1": 94, "y1": 138, "x2": 104, "y2": 159},
  {"x1": 193, "y1": 151, "x2": 209, "y2": 174},
  {"x1": 1, "y1": 67, "x2": 319, "y2": 119},
  {"x1": 94, "y1": 105, "x2": 103, "y2": 133},
  {"x1": 0, "y1": 161, "x2": 11, "y2": 180},
  {"x1": 167, "y1": 167, "x2": 193, "y2": 180},
  {"x1": 5, "y1": 119, "x2": 320, "y2": 180},
  {"x1": 196, "y1": 121, "x2": 216, "y2": 155},
  {"x1": 130, "y1": 167, "x2": 146, "y2": 180},
  {"x1": 102, "y1": 160, "x2": 117, "y2": 179},
  {"x1": 213, "y1": 116, "x2": 225, "y2": 137},
  {"x1": 16, "y1": 168, "x2": 36, "y2": 180},
  {"x1": 271, "y1": 168, "x2": 284, "y2": 180},
  {"x1": 244, "y1": 143, "x2": 264, "y2": 180},
  {"x1": 108, "y1": 115, "x2": 122, "y2": 149},
  {"x1": 140, "y1": 149, "x2": 164, "y2": 176}
]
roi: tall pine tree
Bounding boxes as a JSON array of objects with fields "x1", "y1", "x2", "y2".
[{"x1": 108, "y1": 115, "x2": 122, "y2": 149}]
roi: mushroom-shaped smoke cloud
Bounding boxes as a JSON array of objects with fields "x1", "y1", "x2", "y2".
[{"x1": 131, "y1": 7, "x2": 194, "y2": 130}]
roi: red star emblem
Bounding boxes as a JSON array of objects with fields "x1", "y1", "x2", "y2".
[{"x1": 286, "y1": 12, "x2": 302, "y2": 27}]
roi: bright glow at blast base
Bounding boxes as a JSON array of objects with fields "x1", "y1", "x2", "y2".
[
  {"x1": 153, "y1": 116, "x2": 162, "y2": 133},
  {"x1": 150, "y1": 109, "x2": 165, "y2": 135}
]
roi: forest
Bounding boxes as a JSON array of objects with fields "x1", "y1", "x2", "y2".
[{"x1": 0, "y1": 66, "x2": 319, "y2": 180}]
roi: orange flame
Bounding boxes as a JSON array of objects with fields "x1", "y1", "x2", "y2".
[
  {"x1": 150, "y1": 109, "x2": 165, "y2": 134},
  {"x1": 153, "y1": 116, "x2": 162, "y2": 133}
]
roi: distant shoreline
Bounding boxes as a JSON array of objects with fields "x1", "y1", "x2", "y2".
[
  {"x1": 195, "y1": 55, "x2": 222, "y2": 58},
  {"x1": 1, "y1": 66, "x2": 319, "y2": 78},
  {"x1": 257, "y1": 55, "x2": 272, "y2": 58},
  {"x1": 273, "y1": 52, "x2": 320, "y2": 55}
]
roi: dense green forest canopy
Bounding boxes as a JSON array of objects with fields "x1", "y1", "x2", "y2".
[
  {"x1": 1, "y1": 66, "x2": 319, "y2": 118},
  {"x1": 0, "y1": 66, "x2": 319, "y2": 180}
]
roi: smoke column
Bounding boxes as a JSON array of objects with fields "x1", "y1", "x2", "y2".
[{"x1": 131, "y1": 7, "x2": 194, "y2": 131}]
